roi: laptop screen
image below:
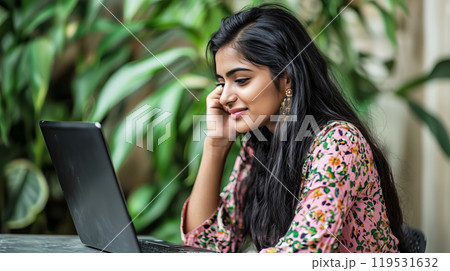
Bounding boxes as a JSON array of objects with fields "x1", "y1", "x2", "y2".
[{"x1": 40, "y1": 121, "x2": 140, "y2": 252}]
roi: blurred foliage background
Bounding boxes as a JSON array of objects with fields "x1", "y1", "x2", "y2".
[{"x1": 0, "y1": 0, "x2": 449, "y2": 243}]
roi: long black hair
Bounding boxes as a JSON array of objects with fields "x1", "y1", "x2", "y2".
[{"x1": 206, "y1": 3, "x2": 405, "y2": 252}]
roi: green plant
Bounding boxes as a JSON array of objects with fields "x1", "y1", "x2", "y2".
[
  {"x1": 314, "y1": 0, "x2": 450, "y2": 157},
  {"x1": 297, "y1": 0, "x2": 450, "y2": 157},
  {"x1": 0, "y1": 0, "x2": 448, "y2": 243},
  {"x1": 0, "y1": 0, "x2": 237, "y2": 240},
  {"x1": 0, "y1": 0, "x2": 77, "y2": 231}
]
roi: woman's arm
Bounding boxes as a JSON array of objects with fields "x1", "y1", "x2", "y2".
[
  {"x1": 180, "y1": 141, "x2": 251, "y2": 252},
  {"x1": 184, "y1": 138, "x2": 232, "y2": 233}
]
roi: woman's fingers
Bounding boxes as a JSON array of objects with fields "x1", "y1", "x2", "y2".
[
  {"x1": 207, "y1": 85, "x2": 223, "y2": 100},
  {"x1": 210, "y1": 99, "x2": 222, "y2": 108},
  {"x1": 207, "y1": 86, "x2": 226, "y2": 110},
  {"x1": 214, "y1": 84, "x2": 224, "y2": 93}
]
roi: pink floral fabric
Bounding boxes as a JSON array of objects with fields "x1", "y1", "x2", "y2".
[{"x1": 180, "y1": 120, "x2": 400, "y2": 253}]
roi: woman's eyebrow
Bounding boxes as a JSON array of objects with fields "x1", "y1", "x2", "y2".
[{"x1": 216, "y1": 67, "x2": 253, "y2": 79}]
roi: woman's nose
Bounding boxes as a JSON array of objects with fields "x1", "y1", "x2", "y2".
[{"x1": 219, "y1": 85, "x2": 237, "y2": 107}]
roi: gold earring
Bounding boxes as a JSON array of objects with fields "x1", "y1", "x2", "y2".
[{"x1": 279, "y1": 88, "x2": 293, "y2": 117}]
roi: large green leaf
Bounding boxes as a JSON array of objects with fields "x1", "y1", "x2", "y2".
[
  {"x1": 50, "y1": 0, "x2": 77, "y2": 53},
  {"x1": 1, "y1": 44, "x2": 25, "y2": 97},
  {"x1": 178, "y1": 1, "x2": 207, "y2": 29},
  {"x1": 109, "y1": 80, "x2": 183, "y2": 170},
  {"x1": 107, "y1": 76, "x2": 193, "y2": 177},
  {"x1": 72, "y1": 0, "x2": 102, "y2": 37},
  {"x1": 22, "y1": 5, "x2": 55, "y2": 36},
  {"x1": 0, "y1": 6, "x2": 8, "y2": 27},
  {"x1": 123, "y1": 0, "x2": 150, "y2": 23},
  {"x1": 331, "y1": 20, "x2": 358, "y2": 69},
  {"x1": 83, "y1": 0, "x2": 102, "y2": 30},
  {"x1": 325, "y1": 0, "x2": 344, "y2": 17},
  {"x1": 4, "y1": 159, "x2": 49, "y2": 229},
  {"x1": 54, "y1": 0, "x2": 78, "y2": 23},
  {"x1": 407, "y1": 99, "x2": 450, "y2": 158},
  {"x1": 428, "y1": 59, "x2": 450, "y2": 79},
  {"x1": 151, "y1": 82, "x2": 187, "y2": 176},
  {"x1": 395, "y1": 59, "x2": 450, "y2": 96},
  {"x1": 89, "y1": 47, "x2": 196, "y2": 121},
  {"x1": 183, "y1": 85, "x2": 210, "y2": 186},
  {"x1": 72, "y1": 47, "x2": 130, "y2": 119},
  {"x1": 389, "y1": 0, "x2": 409, "y2": 14},
  {"x1": 22, "y1": 37, "x2": 55, "y2": 115},
  {"x1": 0, "y1": 44, "x2": 23, "y2": 146},
  {"x1": 129, "y1": 178, "x2": 180, "y2": 232},
  {"x1": 127, "y1": 184, "x2": 156, "y2": 218},
  {"x1": 150, "y1": 217, "x2": 181, "y2": 243},
  {"x1": 371, "y1": 1, "x2": 397, "y2": 48},
  {"x1": 97, "y1": 22, "x2": 144, "y2": 57},
  {"x1": 349, "y1": 70, "x2": 380, "y2": 113},
  {"x1": 178, "y1": 74, "x2": 211, "y2": 135},
  {"x1": 185, "y1": 132, "x2": 204, "y2": 186},
  {"x1": 11, "y1": 1, "x2": 46, "y2": 35}
]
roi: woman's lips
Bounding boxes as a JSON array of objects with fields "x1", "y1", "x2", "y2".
[{"x1": 230, "y1": 109, "x2": 247, "y2": 119}]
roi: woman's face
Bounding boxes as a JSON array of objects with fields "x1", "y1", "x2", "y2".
[{"x1": 215, "y1": 45, "x2": 289, "y2": 134}]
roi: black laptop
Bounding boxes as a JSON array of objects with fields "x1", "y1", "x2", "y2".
[{"x1": 39, "y1": 120, "x2": 213, "y2": 253}]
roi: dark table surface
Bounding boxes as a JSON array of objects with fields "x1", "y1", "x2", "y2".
[{"x1": 0, "y1": 234, "x2": 178, "y2": 253}]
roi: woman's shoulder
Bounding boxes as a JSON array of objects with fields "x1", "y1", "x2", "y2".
[
  {"x1": 305, "y1": 120, "x2": 367, "y2": 159},
  {"x1": 319, "y1": 120, "x2": 362, "y2": 138},
  {"x1": 301, "y1": 120, "x2": 372, "y2": 182},
  {"x1": 313, "y1": 120, "x2": 365, "y2": 146}
]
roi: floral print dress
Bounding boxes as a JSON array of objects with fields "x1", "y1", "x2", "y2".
[{"x1": 180, "y1": 120, "x2": 400, "y2": 253}]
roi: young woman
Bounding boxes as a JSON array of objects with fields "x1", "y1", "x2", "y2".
[{"x1": 180, "y1": 3, "x2": 405, "y2": 253}]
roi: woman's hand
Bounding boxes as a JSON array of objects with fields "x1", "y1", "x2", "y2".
[{"x1": 205, "y1": 85, "x2": 237, "y2": 149}]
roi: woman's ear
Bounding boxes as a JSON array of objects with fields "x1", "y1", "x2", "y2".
[
  {"x1": 281, "y1": 71, "x2": 291, "y2": 90},
  {"x1": 285, "y1": 72, "x2": 291, "y2": 84}
]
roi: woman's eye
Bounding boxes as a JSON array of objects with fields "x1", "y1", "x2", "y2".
[
  {"x1": 235, "y1": 78, "x2": 249, "y2": 85},
  {"x1": 216, "y1": 78, "x2": 248, "y2": 87}
]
